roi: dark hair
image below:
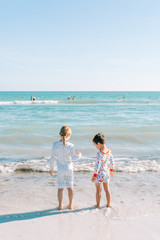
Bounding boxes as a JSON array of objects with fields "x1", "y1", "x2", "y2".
[{"x1": 93, "y1": 133, "x2": 106, "y2": 144}]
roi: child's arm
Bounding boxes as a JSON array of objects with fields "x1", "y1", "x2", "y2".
[
  {"x1": 109, "y1": 151, "x2": 115, "y2": 176},
  {"x1": 70, "y1": 145, "x2": 81, "y2": 160},
  {"x1": 92, "y1": 153, "x2": 101, "y2": 182},
  {"x1": 50, "y1": 143, "x2": 56, "y2": 176}
]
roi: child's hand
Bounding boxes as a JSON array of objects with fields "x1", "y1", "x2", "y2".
[
  {"x1": 50, "y1": 169, "x2": 53, "y2": 176},
  {"x1": 77, "y1": 152, "x2": 82, "y2": 158},
  {"x1": 91, "y1": 176, "x2": 96, "y2": 182},
  {"x1": 110, "y1": 170, "x2": 114, "y2": 176}
]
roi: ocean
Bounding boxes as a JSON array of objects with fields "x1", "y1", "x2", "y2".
[{"x1": 0, "y1": 91, "x2": 160, "y2": 219}]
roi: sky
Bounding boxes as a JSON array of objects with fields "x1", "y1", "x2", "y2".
[{"x1": 0, "y1": 0, "x2": 160, "y2": 91}]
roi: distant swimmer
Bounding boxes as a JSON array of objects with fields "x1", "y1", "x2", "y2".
[
  {"x1": 30, "y1": 96, "x2": 36, "y2": 101},
  {"x1": 67, "y1": 96, "x2": 76, "y2": 100},
  {"x1": 118, "y1": 98, "x2": 123, "y2": 102}
]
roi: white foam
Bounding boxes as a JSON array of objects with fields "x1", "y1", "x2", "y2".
[
  {"x1": 0, "y1": 101, "x2": 14, "y2": 105},
  {"x1": 0, "y1": 100, "x2": 58, "y2": 105},
  {"x1": 0, "y1": 156, "x2": 160, "y2": 174},
  {"x1": 1, "y1": 100, "x2": 160, "y2": 106}
]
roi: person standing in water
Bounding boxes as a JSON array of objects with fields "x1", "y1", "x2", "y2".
[
  {"x1": 91, "y1": 133, "x2": 115, "y2": 208},
  {"x1": 50, "y1": 126, "x2": 81, "y2": 210}
]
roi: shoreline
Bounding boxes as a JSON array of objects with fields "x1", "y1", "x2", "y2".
[{"x1": 0, "y1": 172, "x2": 160, "y2": 218}]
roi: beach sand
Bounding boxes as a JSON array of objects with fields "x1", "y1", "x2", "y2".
[
  {"x1": 0, "y1": 172, "x2": 160, "y2": 240},
  {"x1": 0, "y1": 209, "x2": 160, "y2": 240}
]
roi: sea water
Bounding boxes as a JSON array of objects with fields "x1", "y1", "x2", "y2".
[{"x1": 0, "y1": 91, "x2": 160, "y2": 218}]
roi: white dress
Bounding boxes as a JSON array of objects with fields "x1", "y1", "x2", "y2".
[{"x1": 50, "y1": 141, "x2": 80, "y2": 188}]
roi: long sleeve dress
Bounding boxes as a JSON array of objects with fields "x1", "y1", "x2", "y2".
[
  {"x1": 50, "y1": 141, "x2": 80, "y2": 188},
  {"x1": 93, "y1": 149, "x2": 114, "y2": 183}
]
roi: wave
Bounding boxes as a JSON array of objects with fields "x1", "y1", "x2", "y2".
[
  {"x1": 1, "y1": 100, "x2": 160, "y2": 106},
  {"x1": 0, "y1": 100, "x2": 58, "y2": 105},
  {"x1": 0, "y1": 100, "x2": 95, "y2": 105},
  {"x1": 0, "y1": 156, "x2": 160, "y2": 174}
]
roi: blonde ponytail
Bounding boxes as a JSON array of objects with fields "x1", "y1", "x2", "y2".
[
  {"x1": 62, "y1": 135, "x2": 66, "y2": 146},
  {"x1": 59, "y1": 125, "x2": 71, "y2": 146}
]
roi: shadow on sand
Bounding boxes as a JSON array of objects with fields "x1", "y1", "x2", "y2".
[{"x1": 0, "y1": 206, "x2": 97, "y2": 224}]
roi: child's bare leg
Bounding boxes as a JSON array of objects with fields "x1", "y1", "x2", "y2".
[
  {"x1": 103, "y1": 182, "x2": 112, "y2": 208},
  {"x1": 57, "y1": 188, "x2": 64, "y2": 210},
  {"x1": 67, "y1": 187, "x2": 73, "y2": 210},
  {"x1": 95, "y1": 183, "x2": 102, "y2": 208}
]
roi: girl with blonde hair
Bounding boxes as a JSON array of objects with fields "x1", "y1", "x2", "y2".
[{"x1": 50, "y1": 126, "x2": 81, "y2": 210}]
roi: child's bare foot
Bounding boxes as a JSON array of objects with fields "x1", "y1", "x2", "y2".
[
  {"x1": 107, "y1": 204, "x2": 112, "y2": 208},
  {"x1": 59, "y1": 204, "x2": 64, "y2": 210},
  {"x1": 68, "y1": 204, "x2": 74, "y2": 210},
  {"x1": 96, "y1": 204, "x2": 101, "y2": 209}
]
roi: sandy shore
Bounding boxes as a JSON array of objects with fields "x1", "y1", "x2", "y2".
[
  {"x1": 0, "y1": 207, "x2": 159, "y2": 240},
  {"x1": 0, "y1": 172, "x2": 160, "y2": 240}
]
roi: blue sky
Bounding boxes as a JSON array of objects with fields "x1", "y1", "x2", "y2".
[{"x1": 0, "y1": 0, "x2": 160, "y2": 91}]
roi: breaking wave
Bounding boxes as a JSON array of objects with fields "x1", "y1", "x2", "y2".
[
  {"x1": 0, "y1": 100, "x2": 58, "y2": 105},
  {"x1": 1, "y1": 100, "x2": 160, "y2": 106},
  {"x1": 0, "y1": 156, "x2": 160, "y2": 174}
]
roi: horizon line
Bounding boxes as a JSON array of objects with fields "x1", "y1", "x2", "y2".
[{"x1": 0, "y1": 90, "x2": 160, "y2": 92}]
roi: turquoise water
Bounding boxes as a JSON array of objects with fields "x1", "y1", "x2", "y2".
[{"x1": 0, "y1": 91, "x2": 160, "y2": 173}]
